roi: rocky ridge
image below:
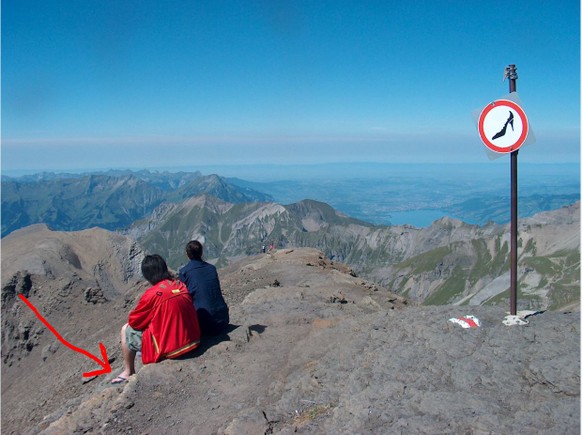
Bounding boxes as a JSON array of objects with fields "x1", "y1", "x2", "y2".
[
  {"x1": 1, "y1": 230, "x2": 579, "y2": 434},
  {"x1": 1, "y1": 172, "x2": 272, "y2": 237},
  {"x1": 133, "y1": 198, "x2": 580, "y2": 311}
]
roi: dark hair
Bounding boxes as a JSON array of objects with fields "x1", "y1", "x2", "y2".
[
  {"x1": 185, "y1": 240, "x2": 203, "y2": 260},
  {"x1": 141, "y1": 254, "x2": 172, "y2": 285}
]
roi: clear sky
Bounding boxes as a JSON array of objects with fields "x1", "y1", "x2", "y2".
[{"x1": 2, "y1": 0, "x2": 580, "y2": 175}]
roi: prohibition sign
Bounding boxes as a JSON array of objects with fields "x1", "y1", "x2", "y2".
[{"x1": 478, "y1": 99, "x2": 529, "y2": 153}]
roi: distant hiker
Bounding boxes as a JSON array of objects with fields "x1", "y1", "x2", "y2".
[
  {"x1": 262, "y1": 245, "x2": 266, "y2": 254},
  {"x1": 179, "y1": 240, "x2": 230, "y2": 337},
  {"x1": 269, "y1": 243, "x2": 274, "y2": 252},
  {"x1": 111, "y1": 255, "x2": 201, "y2": 384}
]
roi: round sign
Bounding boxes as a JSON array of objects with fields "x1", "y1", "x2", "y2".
[{"x1": 478, "y1": 99, "x2": 529, "y2": 153}]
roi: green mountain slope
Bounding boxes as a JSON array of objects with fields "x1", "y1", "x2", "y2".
[
  {"x1": 131, "y1": 194, "x2": 580, "y2": 311},
  {"x1": 1, "y1": 171, "x2": 272, "y2": 237}
]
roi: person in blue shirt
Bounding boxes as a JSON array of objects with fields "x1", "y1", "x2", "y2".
[{"x1": 178, "y1": 240, "x2": 230, "y2": 337}]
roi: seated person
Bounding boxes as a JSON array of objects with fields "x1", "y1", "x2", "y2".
[
  {"x1": 111, "y1": 254, "x2": 201, "y2": 384},
  {"x1": 179, "y1": 240, "x2": 230, "y2": 337}
]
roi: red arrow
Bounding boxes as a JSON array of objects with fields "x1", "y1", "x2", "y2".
[{"x1": 19, "y1": 294, "x2": 112, "y2": 377}]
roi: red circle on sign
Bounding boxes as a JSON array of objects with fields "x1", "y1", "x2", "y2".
[{"x1": 478, "y1": 99, "x2": 529, "y2": 153}]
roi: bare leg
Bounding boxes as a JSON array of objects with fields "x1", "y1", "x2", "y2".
[{"x1": 112, "y1": 323, "x2": 136, "y2": 383}]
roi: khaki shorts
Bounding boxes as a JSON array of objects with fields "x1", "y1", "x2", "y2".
[{"x1": 125, "y1": 325, "x2": 142, "y2": 352}]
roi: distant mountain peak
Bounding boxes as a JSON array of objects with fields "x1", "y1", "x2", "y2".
[{"x1": 1, "y1": 170, "x2": 272, "y2": 237}]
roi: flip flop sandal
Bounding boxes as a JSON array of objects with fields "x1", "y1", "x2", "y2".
[{"x1": 111, "y1": 375, "x2": 128, "y2": 384}]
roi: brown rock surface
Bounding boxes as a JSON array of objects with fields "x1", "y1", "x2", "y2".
[{"x1": 1, "y1": 229, "x2": 579, "y2": 434}]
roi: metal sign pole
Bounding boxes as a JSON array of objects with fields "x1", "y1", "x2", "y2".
[{"x1": 506, "y1": 64, "x2": 518, "y2": 315}]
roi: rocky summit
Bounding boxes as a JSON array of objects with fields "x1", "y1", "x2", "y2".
[{"x1": 1, "y1": 230, "x2": 579, "y2": 434}]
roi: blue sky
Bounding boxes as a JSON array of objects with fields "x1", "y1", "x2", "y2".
[{"x1": 2, "y1": 0, "x2": 580, "y2": 175}]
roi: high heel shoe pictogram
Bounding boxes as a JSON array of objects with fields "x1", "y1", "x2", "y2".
[{"x1": 491, "y1": 111, "x2": 514, "y2": 140}]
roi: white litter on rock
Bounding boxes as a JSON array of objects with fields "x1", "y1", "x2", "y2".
[
  {"x1": 502, "y1": 315, "x2": 528, "y2": 326},
  {"x1": 502, "y1": 310, "x2": 545, "y2": 326}
]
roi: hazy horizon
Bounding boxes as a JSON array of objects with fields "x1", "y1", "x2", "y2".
[{"x1": 3, "y1": 160, "x2": 580, "y2": 182}]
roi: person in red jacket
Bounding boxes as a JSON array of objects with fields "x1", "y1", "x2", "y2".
[{"x1": 111, "y1": 254, "x2": 201, "y2": 384}]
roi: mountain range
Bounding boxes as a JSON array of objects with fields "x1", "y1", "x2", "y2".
[
  {"x1": 1, "y1": 170, "x2": 579, "y2": 311},
  {"x1": 126, "y1": 195, "x2": 579, "y2": 311},
  {"x1": 1, "y1": 171, "x2": 272, "y2": 237}
]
